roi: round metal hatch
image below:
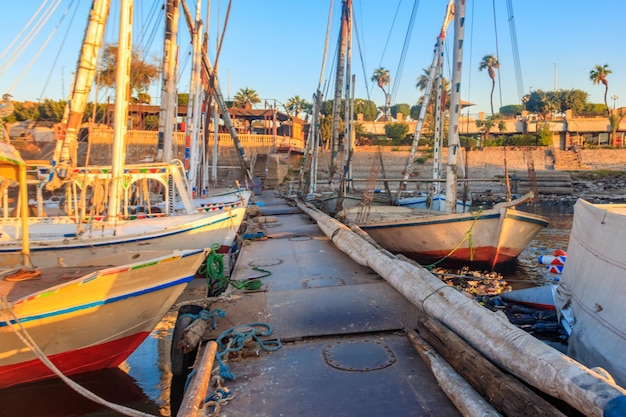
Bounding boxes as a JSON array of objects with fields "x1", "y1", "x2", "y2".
[
  {"x1": 249, "y1": 258, "x2": 284, "y2": 267},
  {"x1": 322, "y1": 339, "x2": 396, "y2": 372}
]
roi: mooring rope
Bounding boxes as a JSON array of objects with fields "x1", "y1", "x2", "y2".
[{"x1": 0, "y1": 297, "x2": 158, "y2": 417}]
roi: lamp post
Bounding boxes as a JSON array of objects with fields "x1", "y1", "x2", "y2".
[{"x1": 611, "y1": 94, "x2": 619, "y2": 109}]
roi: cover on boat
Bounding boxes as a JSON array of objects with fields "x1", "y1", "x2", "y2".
[{"x1": 554, "y1": 199, "x2": 626, "y2": 387}]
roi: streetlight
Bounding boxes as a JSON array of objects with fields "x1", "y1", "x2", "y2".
[{"x1": 611, "y1": 94, "x2": 619, "y2": 109}]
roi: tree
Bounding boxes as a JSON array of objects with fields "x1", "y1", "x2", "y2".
[
  {"x1": 416, "y1": 68, "x2": 450, "y2": 115},
  {"x1": 233, "y1": 87, "x2": 261, "y2": 109},
  {"x1": 478, "y1": 54, "x2": 500, "y2": 116},
  {"x1": 589, "y1": 64, "x2": 612, "y2": 115},
  {"x1": 500, "y1": 104, "x2": 523, "y2": 117},
  {"x1": 371, "y1": 67, "x2": 391, "y2": 119},
  {"x1": 384, "y1": 122, "x2": 409, "y2": 144},
  {"x1": 38, "y1": 99, "x2": 66, "y2": 122},
  {"x1": 98, "y1": 44, "x2": 159, "y2": 102},
  {"x1": 353, "y1": 99, "x2": 377, "y2": 121},
  {"x1": 390, "y1": 103, "x2": 410, "y2": 119},
  {"x1": 284, "y1": 95, "x2": 312, "y2": 119},
  {"x1": 609, "y1": 110, "x2": 626, "y2": 147}
]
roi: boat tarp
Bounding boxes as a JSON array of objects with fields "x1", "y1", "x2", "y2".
[{"x1": 555, "y1": 199, "x2": 626, "y2": 387}]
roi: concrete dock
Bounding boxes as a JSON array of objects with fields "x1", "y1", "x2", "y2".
[{"x1": 185, "y1": 190, "x2": 462, "y2": 416}]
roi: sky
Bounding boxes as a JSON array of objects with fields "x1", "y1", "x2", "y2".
[{"x1": 1, "y1": 0, "x2": 625, "y2": 119}]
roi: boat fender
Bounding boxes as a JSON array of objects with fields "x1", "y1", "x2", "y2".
[
  {"x1": 538, "y1": 255, "x2": 566, "y2": 266},
  {"x1": 604, "y1": 395, "x2": 626, "y2": 417},
  {"x1": 171, "y1": 305, "x2": 203, "y2": 377}
]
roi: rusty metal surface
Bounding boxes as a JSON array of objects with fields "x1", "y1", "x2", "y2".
[
  {"x1": 206, "y1": 192, "x2": 461, "y2": 416},
  {"x1": 217, "y1": 334, "x2": 461, "y2": 417}
]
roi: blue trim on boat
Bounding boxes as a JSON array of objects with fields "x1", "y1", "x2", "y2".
[
  {"x1": 0, "y1": 212, "x2": 239, "y2": 255},
  {"x1": 0, "y1": 275, "x2": 194, "y2": 327},
  {"x1": 505, "y1": 212, "x2": 550, "y2": 226}
]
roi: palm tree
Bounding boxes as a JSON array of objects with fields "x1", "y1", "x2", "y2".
[
  {"x1": 416, "y1": 67, "x2": 450, "y2": 112},
  {"x1": 371, "y1": 67, "x2": 391, "y2": 119},
  {"x1": 478, "y1": 54, "x2": 500, "y2": 116},
  {"x1": 233, "y1": 87, "x2": 261, "y2": 109},
  {"x1": 589, "y1": 64, "x2": 612, "y2": 115},
  {"x1": 284, "y1": 95, "x2": 312, "y2": 119}
]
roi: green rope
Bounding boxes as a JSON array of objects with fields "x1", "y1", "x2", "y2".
[
  {"x1": 425, "y1": 208, "x2": 482, "y2": 270},
  {"x1": 228, "y1": 267, "x2": 272, "y2": 291}
]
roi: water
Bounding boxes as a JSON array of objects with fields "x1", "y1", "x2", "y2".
[{"x1": 0, "y1": 205, "x2": 575, "y2": 417}]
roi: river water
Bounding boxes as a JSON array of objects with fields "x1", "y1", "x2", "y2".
[{"x1": 0, "y1": 204, "x2": 575, "y2": 417}]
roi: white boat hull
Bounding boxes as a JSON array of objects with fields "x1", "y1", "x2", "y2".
[
  {"x1": 0, "y1": 206, "x2": 246, "y2": 268},
  {"x1": 554, "y1": 199, "x2": 626, "y2": 387},
  {"x1": 340, "y1": 194, "x2": 549, "y2": 270}
]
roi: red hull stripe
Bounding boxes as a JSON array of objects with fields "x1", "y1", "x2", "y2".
[{"x1": 0, "y1": 332, "x2": 150, "y2": 389}]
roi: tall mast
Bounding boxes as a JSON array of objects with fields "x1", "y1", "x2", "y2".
[
  {"x1": 330, "y1": 0, "x2": 349, "y2": 185},
  {"x1": 398, "y1": 0, "x2": 453, "y2": 200},
  {"x1": 48, "y1": 0, "x2": 111, "y2": 189},
  {"x1": 108, "y1": 0, "x2": 133, "y2": 223},
  {"x1": 341, "y1": 0, "x2": 353, "y2": 194},
  {"x1": 157, "y1": 0, "x2": 180, "y2": 163},
  {"x1": 444, "y1": 0, "x2": 466, "y2": 213}
]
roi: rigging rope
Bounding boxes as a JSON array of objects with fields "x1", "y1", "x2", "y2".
[
  {"x1": 491, "y1": 0, "x2": 504, "y2": 113},
  {"x1": 505, "y1": 0, "x2": 525, "y2": 102},
  {"x1": 0, "y1": 297, "x2": 159, "y2": 417},
  {"x1": 389, "y1": 0, "x2": 420, "y2": 105},
  {"x1": 38, "y1": 0, "x2": 80, "y2": 101},
  {"x1": 0, "y1": 0, "x2": 51, "y2": 63},
  {"x1": 0, "y1": 0, "x2": 62, "y2": 80}
]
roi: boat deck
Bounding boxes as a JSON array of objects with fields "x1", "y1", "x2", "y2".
[{"x1": 179, "y1": 191, "x2": 461, "y2": 416}]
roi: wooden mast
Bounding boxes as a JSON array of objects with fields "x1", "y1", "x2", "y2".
[
  {"x1": 157, "y1": 0, "x2": 180, "y2": 164},
  {"x1": 48, "y1": 0, "x2": 111, "y2": 189},
  {"x1": 444, "y1": 0, "x2": 466, "y2": 213},
  {"x1": 108, "y1": 0, "x2": 133, "y2": 223},
  {"x1": 329, "y1": 0, "x2": 349, "y2": 186}
]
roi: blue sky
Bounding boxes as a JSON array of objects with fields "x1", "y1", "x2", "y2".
[{"x1": 1, "y1": 0, "x2": 625, "y2": 118}]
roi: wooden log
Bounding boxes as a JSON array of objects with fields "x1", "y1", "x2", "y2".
[
  {"x1": 295, "y1": 199, "x2": 626, "y2": 417},
  {"x1": 413, "y1": 312, "x2": 568, "y2": 417},
  {"x1": 177, "y1": 341, "x2": 218, "y2": 417},
  {"x1": 406, "y1": 329, "x2": 502, "y2": 417}
]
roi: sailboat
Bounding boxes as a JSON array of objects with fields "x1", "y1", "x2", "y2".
[
  {"x1": 0, "y1": 0, "x2": 251, "y2": 269},
  {"x1": 0, "y1": 138, "x2": 209, "y2": 389},
  {"x1": 337, "y1": 0, "x2": 549, "y2": 271}
]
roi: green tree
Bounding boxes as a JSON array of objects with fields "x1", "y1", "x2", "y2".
[
  {"x1": 284, "y1": 95, "x2": 312, "y2": 119},
  {"x1": 478, "y1": 54, "x2": 500, "y2": 116},
  {"x1": 609, "y1": 110, "x2": 626, "y2": 147},
  {"x1": 371, "y1": 67, "x2": 391, "y2": 119},
  {"x1": 178, "y1": 93, "x2": 189, "y2": 106},
  {"x1": 416, "y1": 67, "x2": 450, "y2": 112},
  {"x1": 384, "y1": 122, "x2": 409, "y2": 144},
  {"x1": 589, "y1": 64, "x2": 612, "y2": 115},
  {"x1": 98, "y1": 44, "x2": 159, "y2": 101},
  {"x1": 233, "y1": 87, "x2": 261, "y2": 109},
  {"x1": 11, "y1": 102, "x2": 39, "y2": 121},
  {"x1": 500, "y1": 104, "x2": 523, "y2": 117},
  {"x1": 353, "y1": 99, "x2": 377, "y2": 121},
  {"x1": 38, "y1": 99, "x2": 66, "y2": 122},
  {"x1": 390, "y1": 103, "x2": 410, "y2": 119}
]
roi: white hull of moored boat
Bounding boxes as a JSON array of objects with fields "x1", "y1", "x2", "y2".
[{"x1": 0, "y1": 206, "x2": 246, "y2": 268}]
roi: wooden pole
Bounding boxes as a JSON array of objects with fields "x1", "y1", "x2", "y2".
[
  {"x1": 406, "y1": 329, "x2": 502, "y2": 417},
  {"x1": 412, "y1": 314, "x2": 569, "y2": 417},
  {"x1": 177, "y1": 341, "x2": 218, "y2": 417}
]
